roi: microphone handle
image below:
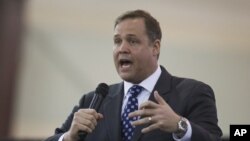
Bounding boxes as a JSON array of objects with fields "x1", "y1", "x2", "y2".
[
  {"x1": 78, "y1": 94, "x2": 104, "y2": 140},
  {"x1": 78, "y1": 131, "x2": 87, "y2": 141}
]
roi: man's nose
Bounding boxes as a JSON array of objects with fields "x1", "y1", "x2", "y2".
[{"x1": 118, "y1": 41, "x2": 130, "y2": 53}]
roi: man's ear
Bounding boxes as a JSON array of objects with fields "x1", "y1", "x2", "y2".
[{"x1": 153, "y1": 39, "x2": 161, "y2": 58}]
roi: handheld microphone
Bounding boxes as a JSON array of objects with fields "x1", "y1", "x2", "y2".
[{"x1": 78, "y1": 83, "x2": 109, "y2": 140}]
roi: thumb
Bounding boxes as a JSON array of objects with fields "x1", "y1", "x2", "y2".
[{"x1": 154, "y1": 91, "x2": 167, "y2": 105}]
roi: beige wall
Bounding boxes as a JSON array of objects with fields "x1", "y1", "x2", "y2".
[{"x1": 11, "y1": 0, "x2": 250, "y2": 138}]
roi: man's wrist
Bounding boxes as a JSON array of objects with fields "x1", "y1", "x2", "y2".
[
  {"x1": 174, "y1": 117, "x2": 188, "y2": 139},
  {"x1": 62, "y1": 132, "x2": 76, "y2": 141}
]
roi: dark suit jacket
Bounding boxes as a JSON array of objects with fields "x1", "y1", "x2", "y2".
[{"x1": 45, "y1": 66, "x2": 222, "y2": 141}]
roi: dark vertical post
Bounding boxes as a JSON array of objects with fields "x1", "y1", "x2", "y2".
[{"x1": 0, "y1": 0, "x2": 25, "y2": 138}]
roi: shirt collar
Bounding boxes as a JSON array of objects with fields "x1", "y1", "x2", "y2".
[{"x1": 123, "y1": 65, "x2": 162, "y2": 96}]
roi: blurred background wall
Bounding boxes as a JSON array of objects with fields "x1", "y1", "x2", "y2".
[{"x1": 1, "y1": 0, "x2": 249, "y2": 139}]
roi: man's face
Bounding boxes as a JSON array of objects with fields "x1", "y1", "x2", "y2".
[{"x1": 113, "y1": 18, "x2": 160, "y2": 84}]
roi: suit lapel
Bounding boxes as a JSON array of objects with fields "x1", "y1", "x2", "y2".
[
  {"x1": 132, "y1": 66, "x2": 173, "y2": 141},
  {"x1": 103, "y1": 83, "x2": 124, "y2": 141}
]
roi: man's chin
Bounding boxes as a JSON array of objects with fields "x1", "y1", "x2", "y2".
[{"x1": 119, "y1": 73, "x2": 134, "y2": 82}]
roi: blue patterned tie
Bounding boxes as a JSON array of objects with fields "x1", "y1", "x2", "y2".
[{"x1": 121, "y1": 85, "x2": 143, "y2": 141}]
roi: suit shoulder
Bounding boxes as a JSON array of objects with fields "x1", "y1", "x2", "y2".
[
  {"x1": 172, "y1": 76, "x2": 213, "y2": 95},
  {"x1": 108, "y1": 82, "x2": 123, "y2": 94},
  {"x1": 79, "y1": 82, "x2": 123, "y2": 103}
]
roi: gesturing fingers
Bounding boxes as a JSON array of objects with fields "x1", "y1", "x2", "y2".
[
  {"x1": 129, "y1": 91, "x2": 181, "y2": 134},
  {"x1": 137, "y1": 91, "x2": 167, "y2": 110},
  {"x1": 141, "y1": 122, "x2": 159, "y2": 133},
  {"x1": 153, "y1": 91, "x2": 167, "y2": 105},
  {"x1": 139, "y1": 100, "x2": 159, "y2": 110},
  {"x1": 129, "y1": 91, "x2": 165, "y2": 118},
  {"x1": 128, "y1": 105, "x2": 156, "y2": 118},
  {"x1": 131, "y1": 116, "x2": 154, "y2": 127}
]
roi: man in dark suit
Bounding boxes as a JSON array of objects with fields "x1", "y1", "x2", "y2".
[{"x1": 45, "y1": 10, "x2": 222, "y2": 141}]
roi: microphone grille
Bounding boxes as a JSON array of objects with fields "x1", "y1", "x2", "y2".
[{"x1": 96, "y1": 83, "x2": 109, "y2": 97}]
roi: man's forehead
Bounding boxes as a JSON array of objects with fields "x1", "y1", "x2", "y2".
[
  {"x1": 115, "y1": 17, "x2": 145, "y2": 26},
  {"x1": 115, "y1": 18, "x2": 145, "y2": 30},
  {"x1": 114, "y1": 20, "x2": 146, "y2": 37}
]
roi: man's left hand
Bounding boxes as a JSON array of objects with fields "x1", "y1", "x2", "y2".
[{"x1": 129, "y1": 91, "x2": 181, "y2": 133}]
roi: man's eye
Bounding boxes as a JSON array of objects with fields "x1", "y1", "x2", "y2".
[
  {"x1": 114, "y1": 39, "x2": 121, "y2": 45},
  {"x1": 130, "y1": 40, "x2": 136, "y2": 44},
  {"x1": 129, "y1": 39, "x2": 138, "y2": 45}
]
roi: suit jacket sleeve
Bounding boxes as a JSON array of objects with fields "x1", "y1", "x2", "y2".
[
  {"x1": 44, "y1": 93, "x2": 93, "y2": 141},
  {"x1": 44, "y1": 106, "x2": 77, "y2": 141},
  {"x1": 183, "y1": 81, "x2": 222, "y2": 141}
]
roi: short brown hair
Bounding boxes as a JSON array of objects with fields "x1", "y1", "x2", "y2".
[{"x1": 114, "y1": 10, "x2": 162, "y2": 43}]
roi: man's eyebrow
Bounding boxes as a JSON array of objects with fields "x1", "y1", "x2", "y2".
[
  {"x1": 113, "y1": 34, "x2": 137, "y2": 38},
  {"x1": 113, "y1": 34, "x2": 120, "y2": 38},
  {"x1": 126, "y1": 34, "x2": 137, "y2": 37}
]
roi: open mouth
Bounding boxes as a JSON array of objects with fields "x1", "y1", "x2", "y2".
[{"x1": 119, "y1": 59, "x2": 133, "y2": 68}]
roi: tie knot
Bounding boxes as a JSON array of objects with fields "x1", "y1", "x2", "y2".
[{"x1": 128, "y1": 85, "x2": 143, "y2": 97}]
